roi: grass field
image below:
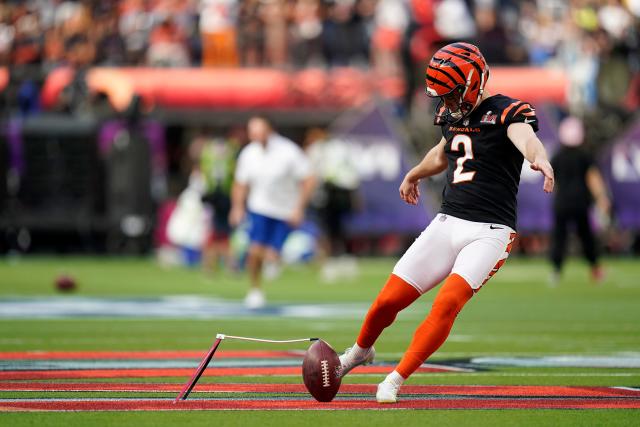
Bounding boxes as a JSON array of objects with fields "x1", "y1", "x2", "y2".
[{"x1": 0, "y1": 256, "x2": 639, "y2": 425}]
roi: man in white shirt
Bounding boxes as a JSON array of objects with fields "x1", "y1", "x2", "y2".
[{"x1": 230, "y1": 117, "x2": 315, "y2": 308}]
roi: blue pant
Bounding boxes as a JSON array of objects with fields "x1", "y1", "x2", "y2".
[{"x1": 247, "y1": 211, "x2": 292, "y2": 252}]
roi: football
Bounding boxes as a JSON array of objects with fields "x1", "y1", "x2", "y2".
[
  {"x1": 302, "y1": 339, "x2": 342, "y2": 402},
  {"x1": 54, "y1": 274, "x2": 77, "y2": 292}
]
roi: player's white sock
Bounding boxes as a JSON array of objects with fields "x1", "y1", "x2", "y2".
[
  {"x1": 376, "y1": 370, "x2": 404, "y2": 403},
  {"x1": 348, "y1": 343, "x2": 369, "y2": 359},
  {"x1": 385, "y1": 370, "x2": 405, "y2": 387}
]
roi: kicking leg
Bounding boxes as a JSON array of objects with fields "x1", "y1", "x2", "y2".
[
  {"x1": 395, "y1": 273, "x2": 473, "y2": 377},
  {"x1": 339, "y1": 274, "x2": 420, "y2": 376},
  {"x1": 376, "y1": 273, "x2": 473, "y2": 403},
  {"x1": 340, "y1": 214, "x2": 456, "y2": 377}
]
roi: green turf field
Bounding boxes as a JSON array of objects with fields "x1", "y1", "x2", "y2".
[{"x1": 0, "y1": 256, "x2": 639, "y2": 425}]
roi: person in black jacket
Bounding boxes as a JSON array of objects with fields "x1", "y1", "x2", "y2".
[{"x1": 550, "y1": 116, "x2": 610, "y2": 284}]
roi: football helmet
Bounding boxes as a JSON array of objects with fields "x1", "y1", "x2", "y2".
[{"x1": 425, "y1": 42, "x2": 489, "y2": 124}]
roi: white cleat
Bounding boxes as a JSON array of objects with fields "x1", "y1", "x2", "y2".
[
  {"x1": 376, "y1": 379, "x2": 400, "y2": 404},
  {"x1": 338, "y1": 346, "x2": 375, "y2": 378},
  {"x1": 244, "y1": 289, "x2": 266, "y2": 309}
]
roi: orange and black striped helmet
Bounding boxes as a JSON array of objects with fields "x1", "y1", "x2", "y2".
[{"x1": 425, "y1": 42, "x2": 489, "y2": 124}]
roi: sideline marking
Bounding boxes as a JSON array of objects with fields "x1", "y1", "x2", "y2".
[
  {"x1": 471, "y1": 355, "x2": 640, "y2": 369},
  {"x1": 0, "y1": 296, "x2": 367, "y2": 319}
]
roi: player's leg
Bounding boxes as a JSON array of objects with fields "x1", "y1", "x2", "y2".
[
  {"x1": 340, "y1": 214, "x2": 456, "y2": 377},
  {"x1": 245, "y1": 243, "x2": 267, "y2": 307},
  {"x1": 375, "y1": 272, "x2": 474, "y2": 403},
  {"x1": 338, "y1": 274, "x2": 419, "y2": 377},
  {"x1": 357, "y1": 275, "x2": 420, "y2": 348},
  {"x1": 244, "y1": 212, "x2": 271, "y2": 308},
  {"x1": 262, "y1": 216, "x2": 293, "y2": 281},
  {"x1": 377, "y1": 225, "x2": 515, "y2": 403},
  {"x1": 575, "y1": 209, "x2": 603, "y2": 282},
  {"x1": 213, "y1": 191, "x2": 234, "y2": 271},
  {"x1": 550, "y1": 209, "x2": 569, "y2": 284}
]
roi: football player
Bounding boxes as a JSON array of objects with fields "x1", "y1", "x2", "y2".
[{"x1": 338, "y1": 42, "x2": 554, "y2": 403}]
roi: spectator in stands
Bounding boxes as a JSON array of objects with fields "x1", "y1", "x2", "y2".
[
  {"x1": 550, "y1": 116, "x2": 610, "y2": 285},
  {"x1": 473, "y1": 2, "x2": 525, "y2": 64},
  {"x1": 10, "y1": 7, "x2": 42, "y2": 66},
  {"x1": 119, "y1": 0, "x2": 154, "y2": 65},
  {"x1": 322, "y1": 0, "x2": 369, "y2": 67},
  {"x1": 0, "y1": 5, "x2": 14, "y2": 65},
  {"x1": 42, "y1": 26, "x2": 65, "y2": 71},
  {"x1": 146, "y1": 17, "x2": 190, "y2": 67},
  {"x1": 229, "y1": 117, "x2": 315, "y2": 308},
  {"x1": 199, "y1": 0, "x2": 240, "y2": 66},
  {"x1": 260, "y1": 0, "x2": 288, "y2": 67},
  {"x1": 371, "y1": 0, "x2": 409, "y2": 77},
  {"x1": 237, "y1": 0, "x2": 264, "y2": 66},
  {"x1": 433, "y1": 0, "x2": 476, "y2": 43},
  {"x1": 94, "y1": 10, "x2": 127, "y2": 66},
  {"x1": 289, "y1": 0, "x2": 323, "y2": 67},
  {"x1": 56, "y1": 34, "x2": 95, "y2": 114}
]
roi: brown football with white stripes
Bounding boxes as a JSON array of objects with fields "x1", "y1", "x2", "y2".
[{"x1": 302, "y1": 339, "x2": 342, "y2": 402}]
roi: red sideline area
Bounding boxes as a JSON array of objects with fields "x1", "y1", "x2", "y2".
[
  {"x1": 1, "y1": 383, "x2": 638, "y2": 398},
  {"x1": 0, "y1": 366, "x2": 449, "y2": 380},
  {"x1": 2, "y1": 398, "x2": 639, "y2": 411},
  {"x1": 0, "y1": 351, "x2": 302, "y2": 360},
  {"x1": 39, "y1": 66, "x2": 567, "y2": 111}
]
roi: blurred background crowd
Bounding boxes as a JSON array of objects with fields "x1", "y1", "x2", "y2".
[
  {"x1": 0, "y1": 0, "x2": 639, "y2": 269},
  {"x1": 1, "y1": 0, "x2": 639, "y2": 113}
]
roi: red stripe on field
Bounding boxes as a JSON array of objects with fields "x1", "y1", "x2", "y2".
[
  {"x1": 0, "y1": 366, "x2": 448, "y2": 380},
  {"x1": 0, "y1": 351, "x2": 301, "y2": 360},
  {"x1": 1, "y1": 398, "x2": 639, "y2": 411},
  {"x1": 1, "y1": 382, "x2": 639, "y2": 398}
]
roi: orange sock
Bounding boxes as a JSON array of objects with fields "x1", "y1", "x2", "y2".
[
  {"x1": 396, "y1": 273, "x2": 473, "y2": 379},
  {"x1": 356, "y1": 274, "x2": 420, "y2": 348}
]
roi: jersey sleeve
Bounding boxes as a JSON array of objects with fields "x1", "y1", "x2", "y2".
[
  {"x1": 292, "y1": 147, "x2": 313, "y2": 180},
  {"x1": 501, "y1": 100, "x2": 538, "y2": 132}
]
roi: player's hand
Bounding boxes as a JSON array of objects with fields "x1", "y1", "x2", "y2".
[
  {"x1": 399, "y1": 176, "x2": 420, "y2": 205},
  {"x1": 288, "y1": 207, "x2": 304, "y2": 228},
  {"x1": 595, "y1": 195, "x2": 611, "y2": 218},
  {"x1": 530, "y1": 159, "x2": 554, "y2": 193},
  {"x1": 229, "y1": 206, "x2": 245, "y2": 227}
]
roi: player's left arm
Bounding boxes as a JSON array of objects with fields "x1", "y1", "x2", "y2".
[
  {"x1": 290, "y1": 150, "x2": 317, "y2": 227},
  {"x1": 507, "y1": 122, "x2": 554, "y2": 193},
  {"x1": 586, "y1": 166, "x2": 611, "y2": 216},
  {"x1": 290, "y1": 174, "x2": 317, "y2": 227}
]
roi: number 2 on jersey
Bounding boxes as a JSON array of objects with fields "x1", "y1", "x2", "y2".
[{"x1": 451, "y1": 134, "x2": 476, "y2": 184}]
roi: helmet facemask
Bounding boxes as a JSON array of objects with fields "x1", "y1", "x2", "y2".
[{"x1": 434, "y1": 85, "x2": 475, "y2": 124}]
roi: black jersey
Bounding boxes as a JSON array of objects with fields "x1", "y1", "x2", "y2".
[
  {"x1": 551, "y1": 146, "x2": 594, "y2": 212},
  {"x1": 437, "y1": 94, "x2": 539, "y2": 230}
]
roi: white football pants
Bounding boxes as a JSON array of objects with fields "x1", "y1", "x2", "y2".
[{"x1": 393, "y1": 213, "x2": 516, "y2": 294}]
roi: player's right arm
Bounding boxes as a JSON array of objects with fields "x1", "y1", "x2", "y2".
[
  {"x1": 229, "y1": 149, "x2": 251, "y2": 227},
  {"x1": 586, "y1": 166, "x2": 611, "y2": 217},
  {"x1": 229, "y1": 182, "x2": 248, "y2": 227},
  {"x1": 399, "y1": 137, "x2": 447, "y2": 205},
  {"x1": 507, "y1": 122, "x2": 554, "y2": 193}
]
